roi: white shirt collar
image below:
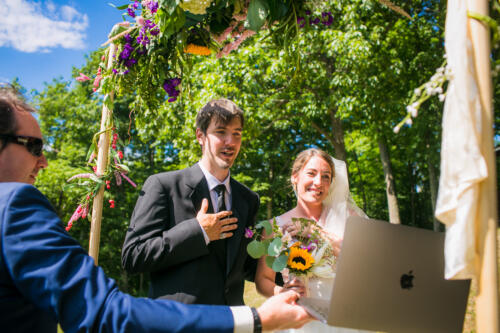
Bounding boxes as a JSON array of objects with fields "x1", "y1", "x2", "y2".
[{"x1": 198, "y1": 162, "x2": 231, "y2": 194}]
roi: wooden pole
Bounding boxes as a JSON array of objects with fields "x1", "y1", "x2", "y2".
[
  {"x1": 89, "y1": 44, "x2": 116, "y2": 265},
  {"x1": 466, "y1": 1, "x2": 500, "y2": 332}
]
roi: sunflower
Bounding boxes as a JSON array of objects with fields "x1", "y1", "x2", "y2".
[
  {"x1": 184, "y1": 44, "x2": 212, "y2": 56},
  {"x1": 287, "y1": 247, "x2": 315, "y2": 271}
]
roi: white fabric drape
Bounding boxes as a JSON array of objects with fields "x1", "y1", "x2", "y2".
[{"x1": 435, "y1": 0, "x2": 488, "y2": 280}]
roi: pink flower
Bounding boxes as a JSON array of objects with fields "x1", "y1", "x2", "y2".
[
  {"x1": 121, "y1": 172, "x2": 137, "y2": 188},
  {"x1": 136, "y1": 16, "x2": 145, "y2": 26},
  {"x1": 67, "y1": 173, "x2": 93, "y2": 182},
  {"x1": 76, "y1": 73, "x2": 91, "y2": 82},
  {"x1": 244, "y1": 228, "x2": 254, "y2": 238},
  {"x1": 93, "y1": 75, "x2": 102, "y2": 89}
]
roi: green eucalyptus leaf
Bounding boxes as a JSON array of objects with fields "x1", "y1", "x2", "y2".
[
  {"x1": 268, "y1": 237, "x2": 282, "y2": 256},
  {"x1": 247, "y1": 0, "x2": 269, "y2": 32},
  {"x1": 272, "y1": 254, "x2": 288, "y2": 272},
  {"x1": 265, "y1": 255, "x2": 275, "y2": 269},
  {"x1": 256, "y1": 220, "x2": 272, "y2": 234},
  {"x1": 247, "y1": 240, "x2": 267, "y2": 259}
]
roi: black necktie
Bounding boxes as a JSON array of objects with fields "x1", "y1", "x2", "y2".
[
  {"x1": 214, "y1": 184, "x2": 227, "y2": 212},
  {"x1": 212, "y1": 184, "x2": 228, "y2": 275}
]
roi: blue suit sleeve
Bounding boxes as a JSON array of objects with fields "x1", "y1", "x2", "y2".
[{"x1": 0, "y1": 184, "x2": 234, "y2": 333}]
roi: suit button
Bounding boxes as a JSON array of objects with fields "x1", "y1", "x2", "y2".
[{"x1": 225, "y1": 288, "x2": 229, "y2": 294}]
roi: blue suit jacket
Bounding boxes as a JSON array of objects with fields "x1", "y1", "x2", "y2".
[{"x1": 0, "y1": 183, "x2": 234, "y2": 333}]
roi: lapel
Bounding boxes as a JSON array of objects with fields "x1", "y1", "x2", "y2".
[
  {"x1": 184, "y1": 164, "x2": 214, "y2": 215},
  {"x1": 226, "y1": 178, "x2": 249, "y2": 275}
]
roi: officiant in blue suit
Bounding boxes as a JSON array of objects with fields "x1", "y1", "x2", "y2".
[
  {"x1": 0, "y1": 86, "x2": 312, "y2": 332},
  {"x1": 122, "y1": 99, "x2": 260, "y2": 306}
]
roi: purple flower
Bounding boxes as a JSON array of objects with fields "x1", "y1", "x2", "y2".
[
  {"x1": 124, "y1": 58, "x2": 137, "y2": 67},
  {"x1": 133, "y1": 1, "x2": 139, "y2": 9},
  {"x1": 305, "y1": 10, "x2": 311, "y2": 15},
  {"x1": 112, "y1": 68, "x2": 118, "y2": 74},
  {"x1": 170, "y1": 78, "x2": 181, "y2": 86},
  {"x1": 148, "y1": 1, "x2": 158, "y2": 13},
  {"x1": 163, "y1": 78, "x2": 181, "y2": 102},
  {"x1": 297, "y1": 17, "x2": 305, "y2": 28},
  {"x1": 244, "y1": 228, "x2": 254, "y2": 238},
  {"x1": 120, "y1": 43, "x2": 134, "y2": 59},
  {"x1": 127, "y1": 7, "x2": 136, "y2": 18},
  {"x1": 136, "y1": 33, "x2": 150, "y2": 46},
  {"x1": 150, "y1": 27, "x2": 160, "y2": 36},
  {"x1": 321, "y1": 12, "x2": 333, "y2": 26},
  {"x1": 311, "y1": 17, "x2": 320, "y2": 25},
  {"x1": 124, "y1": 34, "x2": 132, "y2": 43},
  {"x1": 145, "y1": 19, "x2": 155, "y2": 29}
]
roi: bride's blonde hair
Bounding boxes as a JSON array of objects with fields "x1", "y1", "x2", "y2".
[{"x1": 291, "y1": 148, "x2": 335, "y2": 185}]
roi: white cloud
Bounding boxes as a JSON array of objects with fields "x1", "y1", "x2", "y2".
[{"x1": 0, "y1": 0, "x2": 89, "y2": 53}]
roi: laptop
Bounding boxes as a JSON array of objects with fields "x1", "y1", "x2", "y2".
[{"x1": 298, "y1": 216, "x2": 470, "y2": 333}]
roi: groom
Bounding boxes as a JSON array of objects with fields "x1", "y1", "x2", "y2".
[{"x1": 122, "y1": 99, "x2": 260, "y2": 305}]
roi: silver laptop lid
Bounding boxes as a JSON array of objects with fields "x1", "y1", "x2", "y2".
[{"x1": 325, "y1": 216, "x2": 470, "y2": 333}]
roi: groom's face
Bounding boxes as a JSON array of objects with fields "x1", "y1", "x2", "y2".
[{"x1": 197, "y1": 117, "x2": 242, "y2": 178}]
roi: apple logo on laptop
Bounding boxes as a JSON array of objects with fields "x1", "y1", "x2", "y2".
[{"x1": 400, "y1": 270, "x2": 414, "y2": 290}]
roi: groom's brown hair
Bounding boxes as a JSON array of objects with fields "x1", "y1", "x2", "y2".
[{"x1": 195, "y1": 98, "x2": 244, "y2": 134}]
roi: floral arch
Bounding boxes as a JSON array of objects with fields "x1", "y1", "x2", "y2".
[{"x1": 66, "y1": 2, "x2": 497, "y2": 331}]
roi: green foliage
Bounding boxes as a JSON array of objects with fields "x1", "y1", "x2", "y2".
[{"x1": 29, "y1": 0, "x2": 453, "y2": 296}]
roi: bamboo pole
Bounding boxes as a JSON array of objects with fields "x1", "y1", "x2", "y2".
[
  {"x1": 89, "y1": 44, "x2": 116, "y2": 265},
  {"x1": 466, "y1": 1, "x2": 499, "y2": 332}
]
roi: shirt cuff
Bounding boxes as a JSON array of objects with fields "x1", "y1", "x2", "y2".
[
  {"x1": 198, "y1": 221, "x2": 210, "y2": 244},
  {"x1": 231, "y1": 306, "x2": 254, "y2": 333}
]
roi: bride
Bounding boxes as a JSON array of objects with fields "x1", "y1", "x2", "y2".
[{"x1": 254, "y1": 148, "x2": 372, "y2": 333}]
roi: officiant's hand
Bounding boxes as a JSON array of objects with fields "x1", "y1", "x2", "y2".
[
  {"x1": 257, "y1": 290, "x2": 314, "y2": 331},
  {"x1": 197, "y1": 198, "x2": 238, "y2": 241}
]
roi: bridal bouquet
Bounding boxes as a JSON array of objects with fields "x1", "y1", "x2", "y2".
[{"x1": 245, "y1": 217, "x2": 335, "y2": 278}]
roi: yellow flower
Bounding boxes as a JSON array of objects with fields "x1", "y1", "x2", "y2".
[
  {"x1": 184, "y1": 44, "x2": 211, "y2": 56},
  {"x1": 287, "y1": 247, "x2": 315, "y2": 271}
]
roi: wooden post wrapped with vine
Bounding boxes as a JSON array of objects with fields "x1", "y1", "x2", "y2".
[{"x1": 89, "y1": 44, "x2": 116, "y2": 264}]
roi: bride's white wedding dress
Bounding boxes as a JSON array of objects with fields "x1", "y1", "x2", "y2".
[{"x1": 275, "y1": 157, "x2": 373, "y2": 333}]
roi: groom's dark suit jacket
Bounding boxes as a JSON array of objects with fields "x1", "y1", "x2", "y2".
[{"x1": 121, "y1": 164, "x2": 259, "y2": 305}]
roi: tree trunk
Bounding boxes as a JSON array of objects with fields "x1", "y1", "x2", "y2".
[
  {"x1": 351, "y1": 145, "x2": 368, "y2": 212},
  {"x1": 377, "y1": 136, "x2": 401, "y2": 224},
  {"x1": 427, "y1": 153, "x2": 441, "y2": 231},
  {"x1": 408, "y1": 162, "x2": 416, "y2": 226},
  {"x1": 311, "y1": 109, "x2": 347, "y2": 163}
]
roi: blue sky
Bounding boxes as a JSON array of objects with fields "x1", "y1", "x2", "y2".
[{"x1": 0, "y1": 0, "x2": 125, "y2": 93}]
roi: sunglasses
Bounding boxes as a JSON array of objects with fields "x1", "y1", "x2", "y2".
[{"x1": 0, "y1": 134, "x2": 44, "y2": 157}]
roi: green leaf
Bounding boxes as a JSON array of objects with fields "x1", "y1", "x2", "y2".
[
  {"x1": 103, "y1": 94, "x2": 113, "y2": 111},
  {"x1": 256, "y1": 220, "x2": 272, "y2": 234},
  {"x1": 115, "y1": 164, "x2": 130, "y2": 173},
  {"x1": 247, "y1": 240, "x2": 267, "y2": 259},
  {"x1": 268, "y1": 237, "x2": 282, "y2": 256},
  {"x1": 108, "y1": 3, "x2": 129, "y2": 10},
  {"x1": 272, "y1": 254, "x2": 288, "y2": 272},
  {"x1": 265, "y1": 255, "x2": 275, "y2": 268},
  {"x1": 107, "y1": 24, "x2": 128, "y2": 39},
  {"x1": 247, "y1": 0, "x2": 269, "y2": 32}
]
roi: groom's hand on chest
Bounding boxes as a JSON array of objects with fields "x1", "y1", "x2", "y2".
[{"x1": 196, "y1": 198, "x2": 238, "y2": 241}]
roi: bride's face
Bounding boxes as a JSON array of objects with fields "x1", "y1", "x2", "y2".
[{"x1": 292, "y1": 155, "x2": 332, "y2": 206}]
